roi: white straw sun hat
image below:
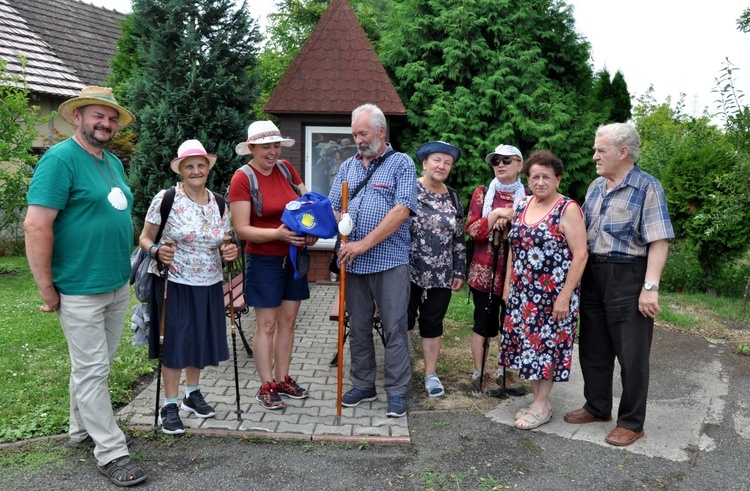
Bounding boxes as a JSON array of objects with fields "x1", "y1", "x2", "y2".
[{"x1": 235, "y1": 121, "x2": 295, "y2": 156}]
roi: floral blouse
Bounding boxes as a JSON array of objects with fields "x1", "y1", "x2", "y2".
[
  {"x1": 409, "y1": 181, "x2": 466, "y2": 290},
  {"x1": 145, "y1": 183, "x2": 230, "y2": 286}
]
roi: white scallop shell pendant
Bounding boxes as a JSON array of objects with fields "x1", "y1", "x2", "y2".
[
  {"x1": 338, "y1": 213, "x2": 353, "y2": 236},
  {"x1": 107, "y1": 187, "x2": 128, "y2": 211}
]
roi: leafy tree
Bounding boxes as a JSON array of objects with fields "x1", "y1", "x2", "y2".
[
  {"x1": 125, "y1": 0, "x2": 261, "y2": 225},
  {"x1": 631, "y1": 88, "x2": 689, "y2": 181},
  {"x1": 713, "y1": 58, "x2": 750, "y2": 153},
  {"x1": 378, "y1": 0, "x2": 602, "y2": 203},
  {"x1": 738, "y1": 6, "x2": 750, "y2": 33},
  {"x1": 251, "y1": 0, "x2": 327, "y2": 119},
  {"x1": 635, "y1": 88, "x2": 750, "y2": 292},
  {"x1": 0, "y1": 58, "x2": 52, "y2": 246}
]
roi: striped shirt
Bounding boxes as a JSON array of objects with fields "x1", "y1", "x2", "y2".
[
  {"x1": 329, "y1": 144, "x2": 417, "y2": 274},
  {"x1": 583, "y1": 165, "x2": 674, "y2": 257}
]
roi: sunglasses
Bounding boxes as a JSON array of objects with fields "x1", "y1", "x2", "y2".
[{"x1": 491, "y1": 156, "x2": 517, "y2": 166}]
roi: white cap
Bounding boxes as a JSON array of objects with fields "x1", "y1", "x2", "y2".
[{"x1": 485, "y1": 144, "x2": 523, "y2": 163}]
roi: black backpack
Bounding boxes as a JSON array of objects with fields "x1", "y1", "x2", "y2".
[{"x1": 131, "y1": 186, "x2": 225, "y2": 303}]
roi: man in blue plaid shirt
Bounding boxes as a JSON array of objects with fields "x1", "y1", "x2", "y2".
[
  {"x1": 329, "y1": 104, "x2": 417, "y2": 418},
  {"x1": 564, "y1": 123, "x2": 674, "y2": 447}
]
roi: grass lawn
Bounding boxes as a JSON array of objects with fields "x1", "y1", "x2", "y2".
[
  {"x1": 1, "y1": 255, "x2": 750, "y2": 442},
  {"x1": 0, "y1": 257, "x2": 153, "y2": 442}
]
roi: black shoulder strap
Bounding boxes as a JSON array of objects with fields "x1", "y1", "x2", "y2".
[
  {"x1": 211, "y1": 191, "x2": 226, "y2": 217},
  {"x1": 447, "y1": 186, "x2": 463, "y2": 219},
  {"x1": 155, "y1": 187, "x2": 176, "y2": 243}
]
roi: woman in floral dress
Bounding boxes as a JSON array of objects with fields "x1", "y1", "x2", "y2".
[
  {"x1": 408, "y1": 141, "x2": 466, "y2": 397},
  {"x1": 500, "y1": 150, "x2": 588, "y2": 430}
]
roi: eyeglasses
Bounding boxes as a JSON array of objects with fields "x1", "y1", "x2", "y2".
[{"x1": 491, "y1": 156, "x2": 517, "y2": 166}]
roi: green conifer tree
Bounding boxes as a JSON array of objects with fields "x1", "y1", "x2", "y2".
[
  {"x1": 609, "y1": 70, "x2": 632, "y2": 123},
  {"x1": 379, "y1": 0, "x2": 601, "y2": 202},
  {"x1": 125, "y1": 0, "x2": 261, "y2": 223}
]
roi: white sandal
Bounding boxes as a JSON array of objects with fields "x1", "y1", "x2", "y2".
[{"x1": 425, "y1": 374, "x2": 445, "y2": 398}]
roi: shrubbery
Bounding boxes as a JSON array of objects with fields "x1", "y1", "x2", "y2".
[{"x1": 0, "y1": 58, "x2": 52, "y2": 253}]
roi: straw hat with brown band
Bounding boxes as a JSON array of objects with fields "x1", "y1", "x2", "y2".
[{"x1": 58, "y1": 86, "x2": 136, "y2": 128}]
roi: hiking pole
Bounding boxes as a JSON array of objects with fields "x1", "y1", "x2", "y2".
[
  {"x1": 153, "y1": 239, "x2": 174, "y2": 433},
  {"x1": 223, "y1": 234, "x2": 244, "y2": 421},
  {"x1": 480, "y1": 229, "x2": 502, "y2": 396},
  {"x1": 336, "y1": 181, "x2": 349, "y2": 424}
]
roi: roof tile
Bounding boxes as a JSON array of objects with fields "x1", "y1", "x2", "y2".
[
  {"x1": 2, "y1": 0, "x2": 123, "y2": 97},
  {"x1": 265, "y1": 0, "x2": 404, "y2": 116}
]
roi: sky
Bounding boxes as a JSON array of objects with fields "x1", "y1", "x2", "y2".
[{"x1": 86, "y1": 0, "x2": 749, "y2": 119}]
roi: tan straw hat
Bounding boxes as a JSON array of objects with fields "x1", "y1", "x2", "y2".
[
  {"x1": 235, "y1": 120, "x2": 295, "y2": 156},
  {"x1": 58, "y1": 86, "x2": 135, "y2": 128}
]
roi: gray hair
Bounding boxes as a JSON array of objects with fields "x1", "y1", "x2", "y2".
[
  {"x1": 352, "y1": 104, "x2": 387, "y2": 134},
  {"x1": 596, "y1": 123, "x2": 641, "y2": 162}
]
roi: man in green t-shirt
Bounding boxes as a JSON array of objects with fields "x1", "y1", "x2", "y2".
[{"x1": 24, "y1": 86, "x2": 147, "y2": 487}]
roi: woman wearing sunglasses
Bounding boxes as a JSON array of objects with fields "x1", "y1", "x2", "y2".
[{"x1": 465, "y1": 144, "x2": 530, "y2": 395}]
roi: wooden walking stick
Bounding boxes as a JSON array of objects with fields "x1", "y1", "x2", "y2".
[
  {"x1": 153, "y1": 239, "x2": 174, "y2": 432},
  {"x1": 223, "y1": 235, "x2": 244, "y2": 421},
  {"x1": 336, "y1": 181, "x2": 349, "y2": 424}
]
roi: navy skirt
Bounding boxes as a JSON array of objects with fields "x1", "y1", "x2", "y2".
[{"x1": 148, "y1": 277, "x2": 229, "y2": 369}]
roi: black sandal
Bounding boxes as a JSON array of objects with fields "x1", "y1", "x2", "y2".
[{"x1": 98, "y1": 455, "x2": 147, "y2": 487}]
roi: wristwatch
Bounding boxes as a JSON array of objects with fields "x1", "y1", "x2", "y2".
[{"x1": 643, "y1": 281, "x2": 659, "y2": 292}]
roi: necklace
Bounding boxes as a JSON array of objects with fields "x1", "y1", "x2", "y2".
[
  {"x1": 183, "y1": 185, "x2": 207, "y2": 205},
  {"x1": 74, "y1": 135, "x2": 127, "y2": 211}
]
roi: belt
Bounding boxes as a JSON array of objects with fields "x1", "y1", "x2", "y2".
[{"x1": 589, "y1": 254, "x2": 638, "y2": 264}]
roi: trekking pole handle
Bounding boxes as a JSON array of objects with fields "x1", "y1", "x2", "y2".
[
  {"x1": 222, "y1": 234, "x2": 232, "y2": 254},
  {"x1": 492, "y1": 228, "x2": 501, "y2": 248}
]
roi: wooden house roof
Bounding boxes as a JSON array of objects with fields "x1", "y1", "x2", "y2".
[
  {"x1": 264, "y1": 0, "x2": 405, "y2": 116},
  {"x1": 0, "y1": 0, "x2": 123, "y2": 97}
]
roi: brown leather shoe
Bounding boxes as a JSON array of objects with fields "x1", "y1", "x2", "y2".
[
  {"x1": 605, "y1": 426, "x2": 645, "y2": 446},
  {"x1": 563, "y1": 407, "x2": 612, "y2": 424}
]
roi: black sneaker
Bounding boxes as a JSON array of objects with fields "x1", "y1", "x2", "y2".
[
  {"x1": 181, "y1": 390, "x2": 216, "y2": 418},
  {"x1": 158, "y1": 403, "x2": 185, "y2": 434}
]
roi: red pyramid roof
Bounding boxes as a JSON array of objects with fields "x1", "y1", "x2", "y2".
[{"x1": 264, "y1": 0, "x2": 406, "y2": 116}]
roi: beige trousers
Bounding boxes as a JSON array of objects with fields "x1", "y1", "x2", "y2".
[{"x1": 58, "y1": 284, "x2": 130, "y2": 466}]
